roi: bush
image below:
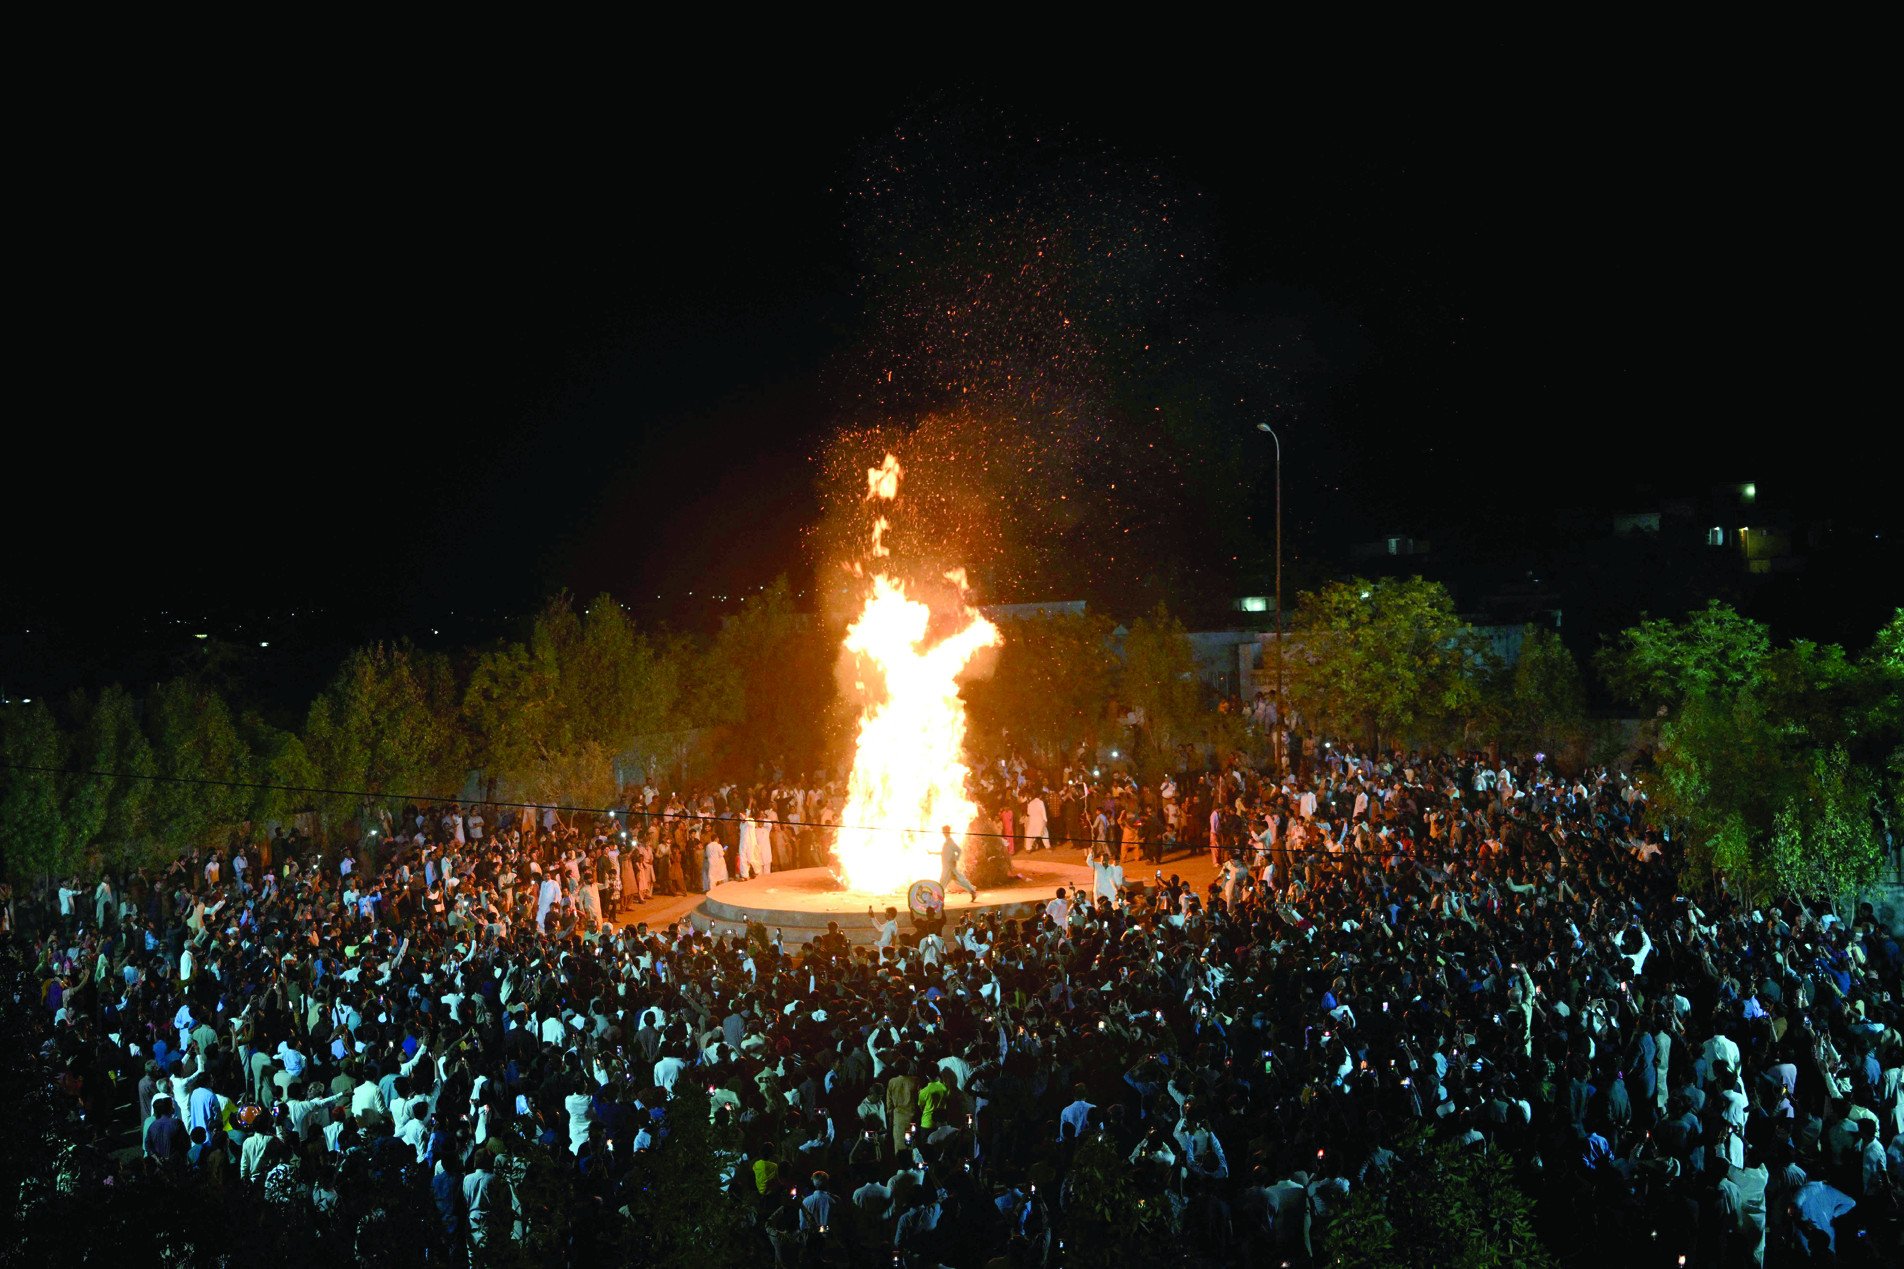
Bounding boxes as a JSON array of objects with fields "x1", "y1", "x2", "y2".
[{"x1": 1322, "y1": 1130, "x2": 1554, "y2": 1269}]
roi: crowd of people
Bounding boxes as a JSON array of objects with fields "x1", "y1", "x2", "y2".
[{"x1": 11, "y1": 735, "x2": 1904, "y2": 1266}]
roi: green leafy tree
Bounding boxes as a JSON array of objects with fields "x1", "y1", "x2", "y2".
[
  {"x1": 0, "y1": 701, "x2": 70, "y2": 881},
  {"x1": 143, "y1": 678, "x2": 250, "y2": 854},
  {"x1": 615, "y1": 1084, "x2": 750, "y2": 1267},
  {"x1": 1486, "y1": 626, "x2": 1587, "y2": 760},
  {"x1": 1765, "y1": 748, "x2": 1886, "y2": 899},
  {"x1": 1120, "y1": 604, "x2": 1204, "y2": 771},
  {"x1": 57, "y1": 685, "x2": 161, "y2": 869},
  {"x1": 297, "y1": 694, "x2": 366, "y2": 841},
  {"x1": 1286, "y1": 577, "x2": 1482, "y2": 751},
  {"x1": 1860, "y1": 609, "x2": 1904, "y2": 837},
  {"x1": 690, "y1": 576, "x2": 836, "y2": 778},
  {"x1": 966, "y1": 610, "x2": 1119, "y2": 763},
  {"x1": 1597, "y1": 599, "x2": 1771, "y2": 714},
  {"x1": 1323, "y1": 1131, "x2": 1555, "y2": 1269},
  {"x1": 467, "y1": 594, "x2": 694, "y2": 804},
  {"x1": 237, "y1": 711, "x2": 302, "y2": 830},
  {"x1": 1617, "y1": 605, "x2": 1895, "y2": 899},
  {"x1": 304, "y1": 643, "x2": 466, "y2": 837},
  {"x1": 464, "y1": 637, "x2": 549, "y2": 802},
  {"x1": 1056, "y1": 1133, "x2": 1181, "y2": 1269},
  {"x1": 572, "y1": 594, "x2": 682, "y2": 754},
  {"x1": 58, "y1": 690, "x2": 114, "y2": 865}
]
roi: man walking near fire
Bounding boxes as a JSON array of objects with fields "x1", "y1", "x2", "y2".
[{"x1": 940, "y1": 825, "x2": 978, "y2": 902}]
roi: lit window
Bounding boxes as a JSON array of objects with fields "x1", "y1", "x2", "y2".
[
  {"x1": 1707, "y1": 526, "x2": 1725, "y2": 547},
  {"x1": 1387, "y1": 537, "x2": 1400, "y2": 555},
  {"x1": 1237, "y1": 596, "x2": 1269, "y2": 613}
]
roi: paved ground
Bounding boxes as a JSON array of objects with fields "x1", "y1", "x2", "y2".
[{"x1": 609, "y1": 842, "x2": 1228, "y2": 935}]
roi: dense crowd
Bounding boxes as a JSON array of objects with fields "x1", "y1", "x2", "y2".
[{"x1": 11, "y1": 738, "x2": 1904, "y2": 1266}]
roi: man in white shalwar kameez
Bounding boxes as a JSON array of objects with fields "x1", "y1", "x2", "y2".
[
  {"x1": 738, "y1": 816, "x2": 760, "y2": 880},
  {"x1": 535, "y1": 876, "x2": 561, "y2": 932},
  {"x1": 1025, "y1": 793, "x2": 1051, "y2": 851},
  {"x1": 752, "y1": 811, "x2": 774, "y2": 877}
]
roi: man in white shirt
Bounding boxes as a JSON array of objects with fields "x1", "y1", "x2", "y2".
[
  {"x1": 286, "y1": 1080, "x2": 346, "y2": 1142},
  {"x1": 396, "y1": 1098, "x2": 430, "y2": 1161},
  {"x1": 653, "y1": 1053, "x2": 687, "y2": 1095},
  {"x1": 1058, "y1": 1087, "x2": 1096, "y2": 1140},
  {"x1": 1024, "y1": 793, "x2": 1050, "y2": 850},
  {"x1": 868, "y1": 907, "x2": 900, "y2": 954},
  {"x1": 1044, "y1": 889, "x2": 1071, "y2": 929}
]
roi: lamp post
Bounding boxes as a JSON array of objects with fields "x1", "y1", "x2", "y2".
[{"x1": 1256, "y1": 422, "x2": 1284, "y2": 774}]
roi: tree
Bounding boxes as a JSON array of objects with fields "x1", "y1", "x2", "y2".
[
  {"x1": 1486, "y1": 626, "x2": 1587, "y2": 761},
  {"x1": 614, "y1": 1085, "x2": 750, "y2": 1267},
  {"x1": 464, "y1": 637, "x2": 549, "y2": 803},
  {"x1": 1860, "y1": 609, "x2": 1904, "y2": 839},
  {"x1": 965, "y1": 610, "x2": 1118, "y2": 764},
  {"x1": 1120, "y1": 604, "x2": 1203, "y2": 771},
  {"x1": 143, "y1": 678, "x2": 250, "y2": 854},
  {"x1": 1286, "y1": 577, "x2": 1482, "y2": 751},
  {"x1": 571, "y1": 594, "x2": 681, "y2": 755},
  {"x1": 466, "y1": 595, "x2": 694, "y2": 805},
  {"x1": 1057, "y1": 1133, "x2": 1181, "y2": 1269},
  {"x1": 297, "y1": 694, "x2": 366, "y2": 841},
  {"x1": 237, "y1": 711, "x2": 303, "y2": 830},
  {"x1": 57, "y1": 691, "x2": 115, "y2": 865},
  {"x1": 1619, "y1": 606, "x2": 1895, "y2": 899},
  {"x1": 1765, "y1": 748, "x2": 1886, "y2": 899},
  {"x1": 58, "y1": 685, "x2": 158, "y2": 870},
  {"x1": 304, "y1": 644, "x2": 467, "y2": 838},
  {"x1": 690, "y1": 576, "x2": 836, "y2": 779},
  {"x1": 1323, "y1": 1130, "x2": 1555, "y2": 1269},
  {"x1": 1596, "y1": 599, "x2": 1771, "y2": 714},
  {"x1": 0, "y1": 701, "x2": 70, "y2": 881}
]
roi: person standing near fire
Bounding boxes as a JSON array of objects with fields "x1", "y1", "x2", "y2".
[{"x1": 940, "y1": 825, "x2": 978, "y2": 902}]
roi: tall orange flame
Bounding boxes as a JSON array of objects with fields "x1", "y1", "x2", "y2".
[{"x1": 834, "y1": 455, "x2": 999, "y2": 894}]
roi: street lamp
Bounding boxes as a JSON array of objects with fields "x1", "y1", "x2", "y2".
[{"x1": 1256, "y1": 422, "x2": 1284, "y2": 774}]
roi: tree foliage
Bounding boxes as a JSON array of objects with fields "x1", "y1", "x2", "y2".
[
  {"x1": 689, "y1": 576, "x2": 837, "y2": 779},
  {"x1": 143, "y1": 677, "x2": 249, "y2": 853},
  {"x1": 1287, "y1": 577, "x2": 1482, "y2": 750},
  {"x1": 1597, "y1": 598, "x2": 1771, "y2": 713},
  {"x1": 965, "y1": 610, "x2": 1119, "y2": 764},
  {"x1": 1485, "y1": 626, "x2": 1587, "y2": 760},
  {"x1": 1120, "y1": 604, "x2": 1204, "y2": 768},
  {"x1": 467, "y1": 593, "x2": 701, "y2": 804},
  {"x1": 0, "y1": 701, "x2": 69, "y2": 879},
  {"x1": 1323, "y1": 1131, "x2": 1555, "y2": 1269},
  {"x1": 1058, "y1": 1132, "x2": 1181, "y2": 1269},
  {"x1": 614, "y1": 1085, "x2": 750, "y2": 1267},
  {"x1": 1619, "y1": 603, "x2": 1897, "y2": 899}
]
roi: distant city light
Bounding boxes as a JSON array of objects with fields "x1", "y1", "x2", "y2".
[
  {"x1": 259, "y1": 641, "x2": 269, "y2": 648},
  {"x1": 1359, "y1": 590, "x2": 1372, "y2": 600},
  {"x1": 194, "y1": 633, "x2": 209, "y2": 640}
]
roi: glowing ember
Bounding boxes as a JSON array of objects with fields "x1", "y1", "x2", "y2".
[{"x1": 834, "y1": 455, "x2": 1000, "y2": 894}]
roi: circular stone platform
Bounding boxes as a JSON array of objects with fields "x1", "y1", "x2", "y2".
[{"x1": 690, "y1": 857, "x2": 1093, "y2": 947}]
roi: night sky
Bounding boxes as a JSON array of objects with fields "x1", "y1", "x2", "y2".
[{"x1": 7, "y1": 85, "x2": 1889, "y2": 708}]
